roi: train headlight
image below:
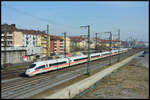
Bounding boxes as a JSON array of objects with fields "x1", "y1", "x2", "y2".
[{"x1": 25, "y1": 69, "x2": 31, "y2": 74}]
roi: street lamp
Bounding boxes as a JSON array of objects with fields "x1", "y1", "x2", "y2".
[{"x1": 80, "y1": 25, "x2": 90, "y2": 76}]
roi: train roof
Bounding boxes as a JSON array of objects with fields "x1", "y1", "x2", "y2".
[
  {"x1": 33, "y1": 58, "x2": 68, "y2": 64},
  {"x1": 90, "y1": 53, "x2": 101, "y2": 56},
  {"x1": 68, "y1": 55, "x2": 88, "y2": 59}
]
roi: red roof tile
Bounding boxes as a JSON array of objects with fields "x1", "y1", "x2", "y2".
[{"x1": 69, "y1": 36, "x2": 85, "y2": 42}]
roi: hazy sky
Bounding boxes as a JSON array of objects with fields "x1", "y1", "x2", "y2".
[{"x1": 2, "y1": 1, "x2": 149, "y2": 42}]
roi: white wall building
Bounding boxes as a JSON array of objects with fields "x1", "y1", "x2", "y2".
[{"x1": 13, "y1": 29, "x2": 42, "y2": 56}]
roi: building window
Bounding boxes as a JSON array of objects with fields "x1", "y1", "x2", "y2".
[
  {"x1": 26, "y1": 37, "x2": 28, "y2": 40},
  {"x1": 33, "y1": 36, "x2": 36, "y2": 40}
]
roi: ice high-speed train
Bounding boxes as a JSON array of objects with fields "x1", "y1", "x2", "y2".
[{"x1": 25, "y1": 48, "x2": 130, "y2": 77}]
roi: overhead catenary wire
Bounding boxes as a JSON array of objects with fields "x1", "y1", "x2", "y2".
[{"x1": 3, "y1": 4, "x2": 79, "y2": 32}]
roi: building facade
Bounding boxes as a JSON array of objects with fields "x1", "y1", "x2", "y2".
[
  {"x1": 1, "y1": 24, "x2": 16, "y2": 47},
  {"x1": 93, "y1": 38, "x2": 120, "y2": 48},
  {"x1": 70, "y1": 36, "x2": 86, "y2": 51},
  {"x1": 60, "y1": 36, "x2": 70, "y2": 53},
  {"x1": 13, "y1": 29, "x2": 42, "y2": 59},
  {"x1": 50, "y1": 35, "x2": 64, "y2": 55}
]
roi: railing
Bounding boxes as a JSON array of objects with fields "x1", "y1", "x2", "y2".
[
  {"x1": 1, "y1": 38, "x2": 4, "y2": 41},
  {"x1": 60, "y1": 41, "x2": 64, "y2": 44},
  {"x1": 7, "y1": 39, "x2": 13, "y2": 41},
  {"x1": 7, "y1": 34, "x2": 13, "y2": 36}
]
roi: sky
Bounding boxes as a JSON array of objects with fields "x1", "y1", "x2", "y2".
[{"x1": 1, "y1": 1, "x2": 149, "y2": 42}]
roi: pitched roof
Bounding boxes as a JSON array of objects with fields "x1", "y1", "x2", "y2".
[
  {"x1": 15, "y1": 29, "x2": 47, "y2": 36},
  {"x1": 50, "y1": 35, "x2": 63, "y2": 40},
  {"x1": 1, "y1": 24, "x2": 48, "y2": 36},
  {"x1": 1, "y1": 24, "x2": 16, "y2": 31},
  {"x1": 93, "y1": 38, "x2": 119, "y2": 43},
  {"x1": 69, "y1": 36, "x2": 85, "y2": 42}
]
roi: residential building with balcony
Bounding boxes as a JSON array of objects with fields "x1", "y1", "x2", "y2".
[
  {"x1": 40, "y1": 33, "x2": 50, "y2": 57},
  {"x1": 1, "y1": 24, "x2": 45, "y2": 61},
  {"x1": 50, "y1": 35, "x2": 64, "y2": 55},
  {"x1": 13, "y1": 29, "x2": 43, "y2": 60},
  {"x1": 93, "y1": 38, "x2": 120, "y2": 49},
  {"x1": 69, "y1": 36, "x2": 86, "y2": 51},
  {"x1": 60, "y1": 36, "x2": 70, "y2": 53},
  {"x1": 1, "y1": 24, "x2": 16, "y2": 47}
]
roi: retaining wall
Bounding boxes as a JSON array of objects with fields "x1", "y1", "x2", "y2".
[{"x1": 45, "y1": 51, "x2": 143, "y2": 99}]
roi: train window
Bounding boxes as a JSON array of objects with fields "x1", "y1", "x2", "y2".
[
  {"x1": 35, "y1": 65, "x2": 45, "y2": 70},
  {"x1": 28, "y1": 64, "x2": 36, "y2": 69},
  {"x1": 91, "y1": 55, "x2": 100, "y2": 58},
  {"x1": 49, "y1": 61, "x2": 67, "y2": 67},
  {"x1": 103, "y1": 53, "x2": 111, "y2": 55},
  {"x1": 74, "y1": 57, "x2": 87, "y2": 61},
  {"x1": 49, "y1": 63, "x2": 58, "y2": 66},
  {"x1": 57, "y1": 61, "x2": 67, "y2": 65}
]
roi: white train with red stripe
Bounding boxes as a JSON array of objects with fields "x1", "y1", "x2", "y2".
[{"x1": 25, "y1": 48, "x2": 130, "y2": 77}]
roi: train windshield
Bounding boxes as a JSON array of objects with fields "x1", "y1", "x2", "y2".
[{"x1": 28, "y1": 64, "x2": 36, "y2": 69}]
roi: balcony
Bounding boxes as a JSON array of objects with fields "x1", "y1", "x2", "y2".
[
  {"x1": 60, "y1": 44, "x2": 64, "y2": 46},
  {"x1": 1, "y1": 44, "x2": 4, "y2": 46},
  {"x1": 41, "y1": 41, "x2": 47, "y2": 43},
  {"x1": 60, "y1": 50, "x2": 64, "y2": 53},
  {"x1": 7, "y1": 39, "x2": 13, "y2": 41},
  {"x1": 60, "y1": 48, "x2": 64, "y2": 50},
  {"x1": 60, "y1": 42, "x2": 64, "y2": 44},
  {"x1": 42, "y1": 45, "x2": 47, "y2": 48},
  {"x1": 7, "y1": 44, "x2": 13, "y2": 46},
  {"x1": 1, "y1": 38, "x2": 4, "y2": 41},
  {"x1": 7, "y1": 34, "x2": 13, "y2": 36},
  {"x1": 60, "y1": 46, "x2": 64, "y2": 48}
]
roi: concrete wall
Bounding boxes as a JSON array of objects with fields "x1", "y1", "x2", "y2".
[{"x1": 1, "y1": 50, "x2": 26, "y2": 65}]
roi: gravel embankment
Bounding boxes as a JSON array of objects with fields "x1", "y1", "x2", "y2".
[{"x1": 79, "y1": 53, "x2": 149, "y2": 99}]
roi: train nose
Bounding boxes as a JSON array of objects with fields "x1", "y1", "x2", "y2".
[{"x1": 25, "y1": 69, "x2": 30, "y2": 75}]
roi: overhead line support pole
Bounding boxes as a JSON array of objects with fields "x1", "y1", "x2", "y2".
[
  {"x1": 80, "y1": 25, "x2": 90, "y2": 76},
  {"x1": 63, "y1": 32, "x2": 66, "y2": 58},
  {"x1": 118, "y1": 29, "x2": 120, "y2": 62},
  {"x1": 47, "y1": 24, "x2": 50, "y2": 58},
  {"x1": 95, "y1": 33, "x2": 98, "y2": 52}
]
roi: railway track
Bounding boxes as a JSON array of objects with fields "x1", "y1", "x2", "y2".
[
  {"x1": 1, "y1": 68, "x2": 27, "y2": 79},
  {"x1": 1, "y1": 49, "x2": 140, "y2": 98}
]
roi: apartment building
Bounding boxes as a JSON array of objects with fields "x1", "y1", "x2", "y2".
[
  {"x1": 40, "y1": 33, "x2": 50, "y2": 57},
  {"x1": 1, "y1": 24, "x2": 16, "y2": 47},
  {"x1": 70, "y1": 36, "x2": 86, "y2": 51},
  {"x1": 13, "y1": 29, "x2": 43, "y2": 60},
  {"x1": 50, "y1": 35, "x2": 64, "y2": 55},
  {"x1": 60, "y1": 36, "x2": 70, "y2": 53},
  {"x1": 93, "y1": 38, "x2": 120, "y2": 48}
]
